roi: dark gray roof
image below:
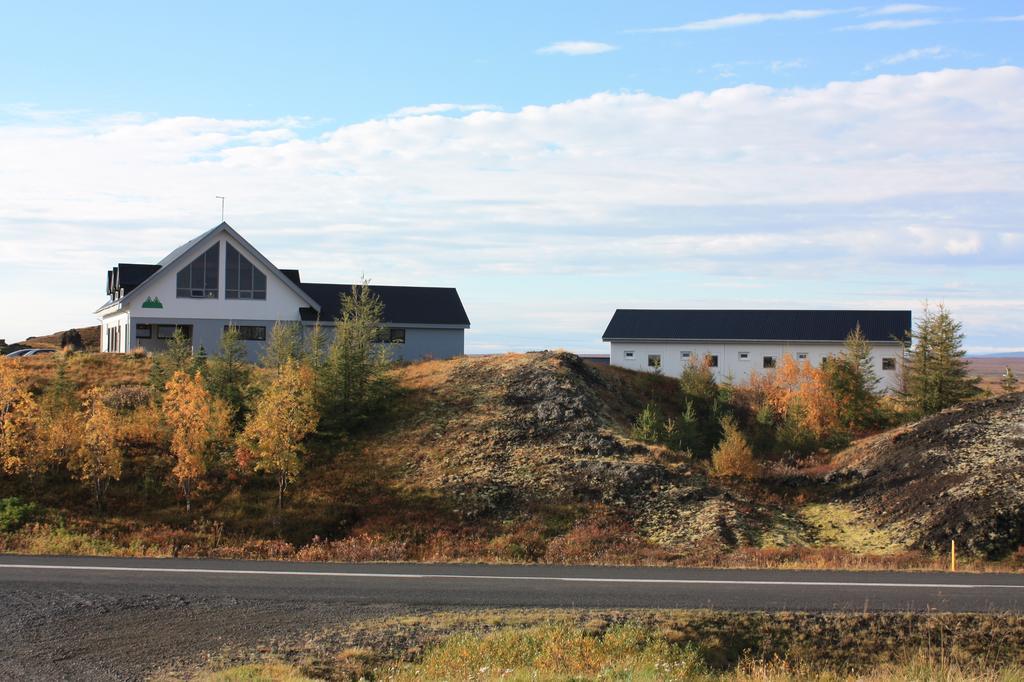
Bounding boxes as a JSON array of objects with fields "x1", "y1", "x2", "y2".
[
  {"x1": 602, "y1": 309, "x2": 911, "y2": 343},
  {"x1": 299, "y1": 283, "x2": 470, "y2": 326}
]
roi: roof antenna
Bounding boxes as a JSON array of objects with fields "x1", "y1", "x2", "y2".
[{"x1": 216, "y1": 196, "x2": 225, "y2": 223}]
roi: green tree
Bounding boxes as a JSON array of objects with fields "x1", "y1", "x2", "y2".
[
  {"x1": 631, "y1": 403, "x2": 662, "y2": 443},
  {"x1": 41, "y1": 352, "x2": 78, "y2": 415},
  {"x1": 262, "y1": 321, "x2": 304, "y2": 369},
  {"x1": 1002, "y1": 367, "x2": 1020, "y2": 393},
  {"x1": 824, "y1": 325, "x2": 883, "y2": 430},
  {"x1": 678, "y1": 355, "x2": 726, "y2": 457},
  {"x1": 305, "y1": 320, "x2": 328, "y2": 370},
  {"x1": 149, "y1": 328, "x2": 194, "y2": 395},
  {"x1": 905, "y1": 303, "x2": 980, "y2": 415},
  {"x1": 317, "y1": 281, "x2": 394, "y2": 433},
  {"x1": 206, "y1": 326, "x2": 253, "y2": 427}
]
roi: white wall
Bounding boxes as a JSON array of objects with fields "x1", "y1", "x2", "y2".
[
  {"x1": 100, "y1": 312, "x2": 130, "y2": 353},
  {"x1": 127, "y1": 233, "x2": 309, "y2": 322},
  {"x1": 609, "y1": 340, "x2": 904, "y2": 392}
]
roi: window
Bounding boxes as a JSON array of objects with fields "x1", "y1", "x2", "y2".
[
  {"x1": 647, "y1": 354, "x2": 661, "y2": 369},
  {"x1": 623, "y1": 350, "x2": 635, "y2": 360},
  {"x1": 176, "y1": 243, "x2": 219, "y2": 298},
  {"x1": 738, "y1": 352, "x2": 749, "y2": 361},
  {"x1": 136, "y1": 324, "x2": 151, "y2": 339},
  {"x1": 707, "y1": 354, "x2": 719, "y2": 368},
  {"x1": 882, "y1": 357, "x2": 896, "y2": 371},
  {"x1": 763, "y1": 356, "x2": 777, "y2": 369},
  {"x1": 225, "y1": 243, "x2": 267, "y2": 300},
  {"x1": 797, "y1": 352, "x2": 808, "y2": 361},
  {"x1": 225, "y1": 325, "x2": 266, "y2": 341},
  {"x1": 680, "y1": 350, "x2": 692, "y2": 361},
  {"x1": 389, "y1": 328, "x2": 406, "y2": 344},
  {"x1": 157, "y1": 324, "x2": 192, "y2": 340}
]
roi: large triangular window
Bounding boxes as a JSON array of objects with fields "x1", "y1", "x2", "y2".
[
  {"x1": 225, "y1": 243, "x2": 267, "y2": 300},
  {"x1": 175, "y1": 243, "x2": 219, "y2": 298}
]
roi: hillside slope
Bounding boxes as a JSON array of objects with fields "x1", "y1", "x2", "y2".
[
  {"x1": 363, "y1": 352, "x2": 776, "y2": 553},
  {"x1": 831, "y1": 392, "x2": 1024, "y2": 557}
]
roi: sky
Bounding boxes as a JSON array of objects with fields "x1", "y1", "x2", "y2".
[{"x1": 1, "y1": 1, "x2": 1023, "y2": 353}]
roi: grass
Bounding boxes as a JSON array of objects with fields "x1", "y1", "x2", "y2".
[
  {"x1": 197, "y1": 661, "x2": 316, "y2": 681},
  {"x1": 797, "y1": 502, "x2": 903, "y2": 554},
  {"x1": 197, "y1": 612, "x2": 1024, "y2": 681}
]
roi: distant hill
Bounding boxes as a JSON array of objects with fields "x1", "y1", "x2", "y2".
[
  {"x1": 970, "y1": 351, "x2": 1024, "y2": 358},
  {"x1": 11, "y1": 325, "x2": 101, "y2": 352}
]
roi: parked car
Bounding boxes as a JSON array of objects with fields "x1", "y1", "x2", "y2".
[{"x1": 4, "y1": 348, "x2": 56, "y2": 357}]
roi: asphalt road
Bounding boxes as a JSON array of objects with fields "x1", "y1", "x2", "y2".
[{"x1": 4, "y1": 554, "x2": 1024, "y2": 613}]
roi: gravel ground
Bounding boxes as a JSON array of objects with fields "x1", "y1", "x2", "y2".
[{"x1": 0, "y1": 587, "x2": 412, "y2": 681}]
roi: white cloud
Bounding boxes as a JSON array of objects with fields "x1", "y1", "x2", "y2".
[
  {"x1": 866, "y1": 4, "x2": 945, "y2": 15},
  {"x1": 390, "y1": 103, "x2": 498, "y2": 117},
  {"x1": 630, "y1": 9, "x2": 841, "y2": 33},
  {"x1": 839, "y1": 18, "x2": 940, "y2": 29},
  {"x1": 866, "y1": 45, "x2": 949, "y2": 69},
  {"x1": 987, "y1": 15, "x2": 1024, "y2": 22},
  {"x1": 536, "y1": 41, "x2": 617, "y2": 56},
  {"x1": 2, "y1": 67, "x2": 1023, "y2": 348}
]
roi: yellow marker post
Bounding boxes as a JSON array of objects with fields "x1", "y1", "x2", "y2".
[{"x1": 951, "y1": 539, "x2": 956, "y2": 572}]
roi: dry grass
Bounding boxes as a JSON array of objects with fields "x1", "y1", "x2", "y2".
[
  {"x1": 195, "y1": 661, "x2": 316, "y2": 681},
  {"x1": 15, "y1": 351, "x2": 152, "y2": 395}
]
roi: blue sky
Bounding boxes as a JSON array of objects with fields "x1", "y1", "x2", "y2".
[{"x1": 1, "y1": 2, "x2": 1023, "y2": 352}]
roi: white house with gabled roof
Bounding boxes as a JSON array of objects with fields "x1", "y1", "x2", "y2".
[{"x1": 96, "y1": 222, "x2": 470, "y2": 361}]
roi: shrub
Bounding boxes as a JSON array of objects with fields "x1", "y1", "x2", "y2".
[
  {"x1": 631, "y1": 402, "x2": 662, "y2": 443},
  {"x1": 711, "y1": 416, "x2": 759, "y2": 478},
  {"x1": 295, "y1": 533, "x2": 407, "y2": 562},
  {"x1": 102, "y1": 384, "x2": 153, "y2": 412},
  {"x1": 0, "y1": 497, "x2": 39, "y2": 532}
]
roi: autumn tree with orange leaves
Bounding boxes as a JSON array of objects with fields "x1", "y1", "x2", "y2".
[
  {"x1": 163, "y1": 371, "x2": 231, "y2": 511},
  {"x1": 70, "y1": 388, "x2": 123, "y2": 510},
  {"x1": 0, "y1": 359, "x2": 41, "y2": 476},
  {"x1": 237, "y1": 360, "x2": 318, "y2": 510}
]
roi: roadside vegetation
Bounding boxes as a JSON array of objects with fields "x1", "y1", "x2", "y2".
[
  {"x1": 3, "y1": 298, "x2": 1020, "y2": 568},
  {"x1": 190, "y1": 609, "x2": 1024, "y2": 681}
]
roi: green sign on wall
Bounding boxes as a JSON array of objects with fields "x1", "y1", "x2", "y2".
[{"x1": 142, "y1": 296, "x2": 163, "y2": 309}]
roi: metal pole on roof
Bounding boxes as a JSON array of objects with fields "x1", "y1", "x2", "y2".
[{"x1": 216, "y1": 196, "x2": 225, "y2": 222}]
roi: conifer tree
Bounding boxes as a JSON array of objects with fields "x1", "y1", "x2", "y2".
[
  {"x1": 631, "y1": 403, "x2": 662, "y2": 443},
  {"x1": 262, "y1": 321, "x2": 304, "y2": 369},
  {"x1": 679, "y1": 355, "x2": 725, "y2": 456},
  {"x1": 317, "y1": 281, "x2": 393, "y2": 433},
  {"x1": 1002, "y1": 367, "x2": 1019, "y2": 393},
  {"x1": 824, "y1": 325, "x2": 883, "y2": 430},
  {"x1": 207, "y1": 325, "x2": 253, "y2": 426},
  {"x1": 905, "y1": 303, "x2": 979, "y2": 414}
]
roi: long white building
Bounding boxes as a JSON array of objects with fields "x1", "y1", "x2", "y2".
[{"x1": 602, "y1": 309, "x2": 912, "y2": 392}]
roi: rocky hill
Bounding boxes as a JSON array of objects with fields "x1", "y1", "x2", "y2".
[
  {"x1": 372, "y1": 352, "x2": 777, "y2": 554},
  {"x1": 830, "y1": 392, "x2": 1024, "y2": 558}
]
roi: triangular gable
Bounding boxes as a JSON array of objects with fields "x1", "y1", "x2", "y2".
[{"x1": 96, "y1": 222, "x2": 321, "y2": 313}]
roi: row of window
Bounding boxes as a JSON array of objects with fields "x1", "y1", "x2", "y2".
[
  {"x1": 134, "y1": 324, "x2": 407, "y2": 344},
  {"x1": 175, "y1": 243, "x2": 268, "y2": 300},
  {"x1": 136, "y1": 324, "x2": 193, "y2": 340},
  {"x1": 624, "y1": 350, "x2": 897, "y2": 371}
]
